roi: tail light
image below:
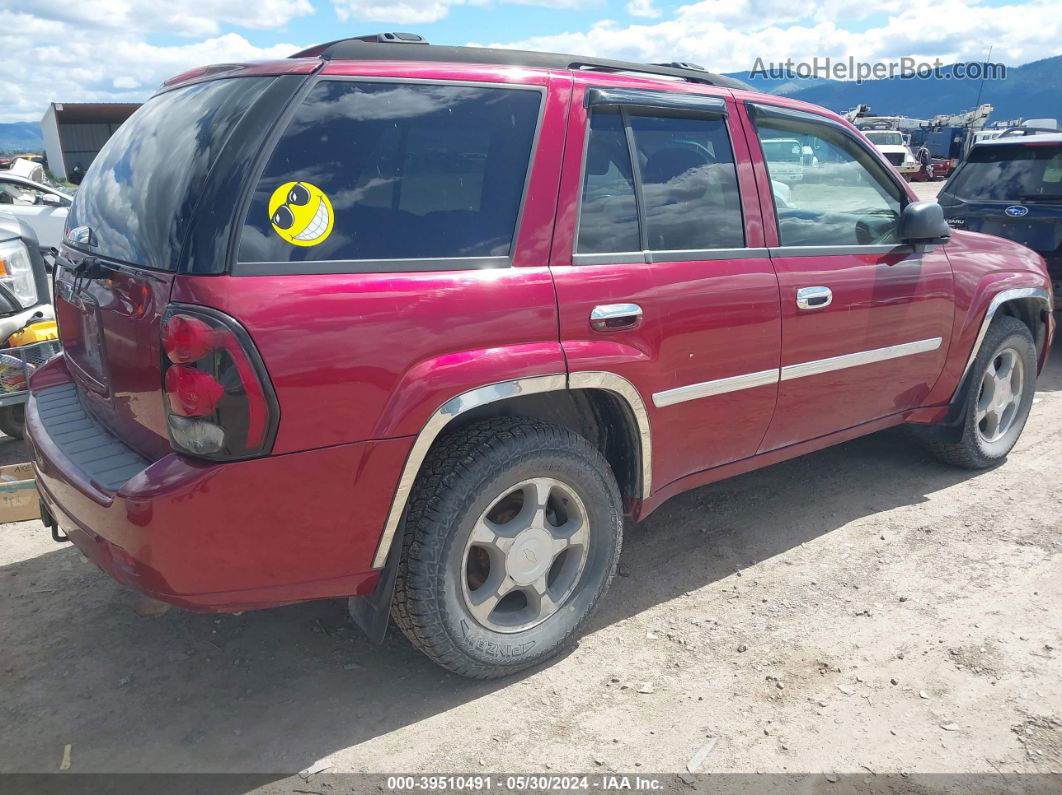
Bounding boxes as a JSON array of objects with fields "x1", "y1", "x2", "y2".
[{"x1": 160, "y1": 305, "x2": 279, "y2": 460}]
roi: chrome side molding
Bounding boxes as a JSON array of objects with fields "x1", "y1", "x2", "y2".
[
  {"x1": 653, "y1": 369, "x2": 778, "y2": 407},
  {"x1": 781, "y1": 337, "x2": 942, "y2": 381},
  {"x1": 652, "y1": 337, "x2": 943, "y2": 407},
  {"x1": 371, "y1": 371, "x2": 652, "y2": 569}
]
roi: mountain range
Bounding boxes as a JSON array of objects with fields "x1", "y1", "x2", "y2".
[
  {"x1": 0, "y1": 121, "x2": 45, "y2": 154},
  {"x1": 724, "y1": 54, "x2": 1062, "y2": 123},
  {"x1": 2, "y1": 54, "x2": 1059, "y2": 152}
]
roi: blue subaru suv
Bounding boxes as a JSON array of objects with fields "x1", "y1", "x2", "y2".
[{"x1": 939, "y1": 134, "x2": 1062, "y2": 294}]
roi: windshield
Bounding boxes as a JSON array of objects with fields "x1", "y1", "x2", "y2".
[
  {"x1": 948, "y1": 143, "x2": 1062, "y2": 201},
  {"x1": 865, "y1": 131, "x2": 904, "y2": 146},
  {"x1": 65, "y1": 77, "x2": 271, "y2": 270}
]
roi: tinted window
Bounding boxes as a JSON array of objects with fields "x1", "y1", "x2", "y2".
[
  {"x1": 755, "y1": 117, "x2": 904, "y2": 246},
  {"x1": 66, "y1": 78, "x2": 271, "y2": 270},
  {"x1": 577, "y1": 109, "x2": 744, "y2": 254},
  {"x1": 947, "y1": 143, "x2": 1062, "y2": 201},
  {"x1": 238, "y1": 80, "x2": 541, "y2": 264},
  {"x1": 577, "y1": 111, "x2": 639, "y2": 254},
  {"x1": 630, "y1": 113, "x2": 743, "y2": 251}
]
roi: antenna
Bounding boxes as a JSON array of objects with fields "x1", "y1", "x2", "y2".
[{"x1": 973, "y1": 44, "x2": 992, "y2": 109}]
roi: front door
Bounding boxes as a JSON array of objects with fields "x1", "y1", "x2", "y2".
[
  {"x1": 550, "y1": 79, "x2": 781, "y2": 491},
  {"x1": 742, "y1": 102, "x2": 954, "y2": 451}
]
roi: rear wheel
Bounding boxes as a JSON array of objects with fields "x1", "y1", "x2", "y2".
[
  {"x1": 390, "y1": 417, "x2": 623, "y2": 679},
  {"x1": 0, "y1": 404, "x2": 26, "y2": 439},
  {"x1": 919, "y1": 316, "x2": 1037, "y2": 469}
]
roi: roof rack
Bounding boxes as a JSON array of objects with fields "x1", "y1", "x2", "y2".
[{"x1": 289, "y1": 35, "x2": 748, "y2": 90}]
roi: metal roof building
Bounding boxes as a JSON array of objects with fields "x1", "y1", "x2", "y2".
[{"x1": 40, "y1": 102, "x2": 140, "y2": 182}]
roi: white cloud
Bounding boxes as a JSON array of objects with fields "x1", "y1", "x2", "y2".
[
  {"x1": 0, "y1": 11, "x2": 300, "y2": 120},
  {"x1": 488, "y1": 0, "x2": 1062, "y2": 74},
  {"x1": 332, "y1": 0, "x2": 471, "y2": 24},
  {"x1": 19, "y1": 0, "x2": 314, "y2": 37},
  {"x1": 331, "y1": 0, "x2": 595, "y2": 24},
  {"x1": 626, "y1": 0, "x2": 660, "y2": 18},
  {"x1": 1, "y1": 0, "x2": 1058, "y2": 122}
]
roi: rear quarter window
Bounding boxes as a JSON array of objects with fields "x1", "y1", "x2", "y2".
[
  {"x1": 65, "y1": 77, "x2": 272, "y2": 270},
  {"x1": 237, "y1": 79, "x2": 542, "y2": 271}
]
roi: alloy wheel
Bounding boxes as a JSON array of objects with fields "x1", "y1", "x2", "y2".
[
  {"x1": 976, "y1": 347, "x2": 1024, "y2": 443},
  {"x1": 461, "y1": 477, "x2": 590, "y2": 633}
]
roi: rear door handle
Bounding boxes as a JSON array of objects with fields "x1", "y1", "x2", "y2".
[
  {"x1": 590, "y1": 303, "x2": 643, "y2": 332},
  {"x1": 795, "y1": 286, "x2": 832, "y2": 310}
]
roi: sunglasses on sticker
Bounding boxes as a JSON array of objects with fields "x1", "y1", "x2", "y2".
[{"x1": 271, "y1": 183, "x2": 312, "y2": 230}]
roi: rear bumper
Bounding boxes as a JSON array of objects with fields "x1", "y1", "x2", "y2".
[{"x1": 27, "y1": 356, "x2": 413, "y2": 611}]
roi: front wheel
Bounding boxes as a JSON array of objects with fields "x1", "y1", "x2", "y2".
[
  {"x1": 920, "y1": 316, "x2": 1037, "y2": 469},
  {"x1": 389, "y1": 417, "x2": 623, "y2": 679}
]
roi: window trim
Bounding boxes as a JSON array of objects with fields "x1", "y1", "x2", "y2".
[
  {"x1": 585, "y1": 87, "x2": 728, "y2": 116},
  {"x1": 572, "y1": 93, "x2": 749, "y2": 265},
  {"x1": 747, "y1": 101, "x2": 913, "y2": 254},
  {"x1": 231, "y1": 75, "x2": 547, "y2": 276}
]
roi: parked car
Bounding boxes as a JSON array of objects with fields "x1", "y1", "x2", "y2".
[
  {"x1": 0, "y1": 213, "x2": 59, "y2": 437},
  {"x1": 760, "y1": 137, "x2": 807, "y2": 182},
  {"x1": 28, "y1": 35, "x2": 1054, "y2": 679},
  {"x1": 939, "y1": 134, "x2": 1062, "y2": 296},
  {"x1": 863, "y1": 129, "x2": 921, "y2": 179},
  {"x1": 0, "y1": 173, "x2": 71, "y2": 249}
]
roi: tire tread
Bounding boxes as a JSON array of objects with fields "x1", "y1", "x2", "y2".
[{"x1": 390, "y1": 416, "x2": 622, "y2": 679}]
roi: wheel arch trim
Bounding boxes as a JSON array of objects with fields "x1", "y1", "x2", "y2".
[
  {"x1": 370, "y1": 371, "x2": 652, "y2": 569},
  {"x1": 953, "y1": 286, "x2": 1052, "y2": 402}
]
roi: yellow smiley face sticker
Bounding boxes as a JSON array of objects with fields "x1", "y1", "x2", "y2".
[{"x1": 268, "y1": 181, "x2": 334, "y2": 246}]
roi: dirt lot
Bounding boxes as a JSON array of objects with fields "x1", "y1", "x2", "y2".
[{"x1": 1, "y1": 182, "x2": 1060, "y2": 782}]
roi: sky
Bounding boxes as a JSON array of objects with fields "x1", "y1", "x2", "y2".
[{"x1": 2, "y1": 0, "x2": 1059, "y2": 121}]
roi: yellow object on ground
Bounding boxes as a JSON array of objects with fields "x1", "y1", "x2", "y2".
[{"x1": 6, "y1": 320, "x2": 58, "y2": 347}]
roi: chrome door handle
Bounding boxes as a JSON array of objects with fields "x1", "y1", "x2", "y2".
[
  {"x1": 795, "y1": 286, "x2": 832, "y2": 310},
  {"x1": 590, "y1": 303, "x2": 643, "y2": 332}
]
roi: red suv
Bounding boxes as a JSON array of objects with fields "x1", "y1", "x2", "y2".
[{"x1": 29, "y1": 35, "x2": 1053, "y2": 678}]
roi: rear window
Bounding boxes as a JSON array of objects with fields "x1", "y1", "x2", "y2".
[
  {"x1": 948, "y1": 143, "x2": 1062, "y2": 201},
  {"x1": 65, "y1": 77, "x2": 272, "y2": 270},
  {"x1": 237, "y1": 80, "x2": 542, "y2": 269}
]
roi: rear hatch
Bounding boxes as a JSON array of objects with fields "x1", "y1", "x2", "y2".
[
  {"x1": 939, "y1": 140, "x2": 1062, "y2": 276},
  {"x1": 56, "y1": 75, "x2": 284, "y2": 460}
]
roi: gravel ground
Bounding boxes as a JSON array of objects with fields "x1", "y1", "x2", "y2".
[{"x1": 1, "y1": 180, "x2": 1059, "y2": 783}]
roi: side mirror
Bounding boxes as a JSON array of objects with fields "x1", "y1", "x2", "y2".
[
  {"x1": 898, "y1": 201, "x2": 950, "y2": 243},
  {"x1": 41, "y1": 193, "x2": 63, "y2": 207}
]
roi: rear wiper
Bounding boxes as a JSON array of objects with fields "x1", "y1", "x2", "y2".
[
  {"x1": 1020, "y1": 194, "x2": 1062, "y2": 202},
  {"x1": 54, "y1": 253, "x2": 116, "y2": 294}
]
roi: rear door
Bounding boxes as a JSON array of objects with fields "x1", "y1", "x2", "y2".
[
  {"x1": 55, "y1": 76, "x2": 284, "y2": 458},
  {"x1": 742, "y1": 102, "x2": 954, "y2": 451},
  {"x1": 551, "y1": 79, "x2": 780, "y2": 490}
]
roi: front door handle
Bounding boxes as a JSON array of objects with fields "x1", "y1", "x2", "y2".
[
  {"x1": 590, "y1": 303, "x2": 643, "y2": 332},
  {"x1": 795, "y1": 286, "x2": 832, "y2": 310}
]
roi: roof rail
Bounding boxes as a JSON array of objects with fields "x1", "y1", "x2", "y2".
[
  {"x1": 288, "y1": 37, "x2": 749, "y2": 90},
  {"x1": 652, "y1": 61, "x2": 707, "y2": 71}
]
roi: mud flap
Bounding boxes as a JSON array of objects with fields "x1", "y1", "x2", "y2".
[
  {"x1": 39, "y1": 498, "x2": 68, "y2": 542},
  {"x1": 347, "y1": 546, "x2": 400, "y2": 644}
]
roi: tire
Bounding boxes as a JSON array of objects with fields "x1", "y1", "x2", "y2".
[
  {"x1": 920, "y1": 316, "x2": 1037, "y2": 469},
  {"x1": 390, "y1": 417, "x2": 623, "y2": 679},
  {"x1": 0, "y1": 404, "x2": 25, "y2": 439}
]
